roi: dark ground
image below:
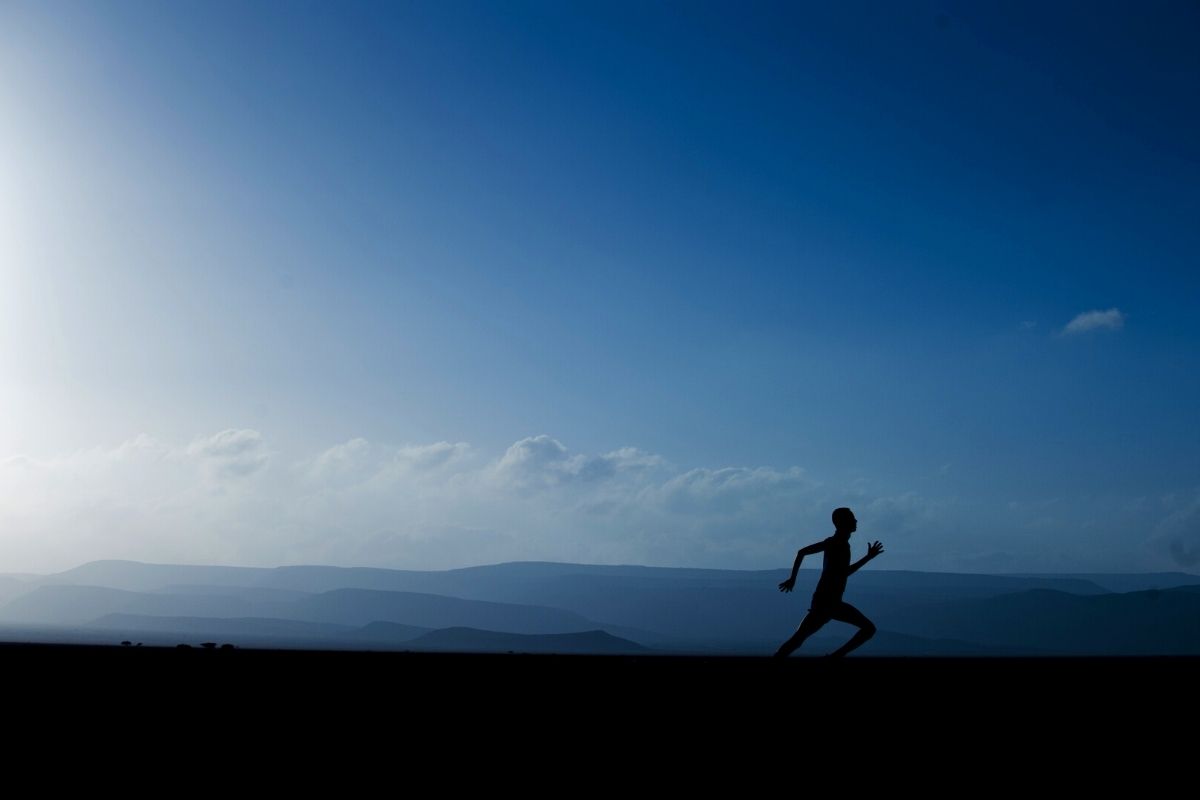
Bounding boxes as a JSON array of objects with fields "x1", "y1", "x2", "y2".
[{"x1": 6, "y1": 642, "x2": 1191, "y2": 781}]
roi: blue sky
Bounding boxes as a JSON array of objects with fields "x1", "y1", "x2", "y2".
[{"x1": 1, "y1": 1, "x2": 1198, "y2": 573}]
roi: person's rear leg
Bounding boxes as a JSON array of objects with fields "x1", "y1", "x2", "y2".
[
  {"x1": 827, "y1": 602, "x2": 876, "y2": 657},
  {"x1": 774, "y1": 610, "x2": 830, "y2": 658}
]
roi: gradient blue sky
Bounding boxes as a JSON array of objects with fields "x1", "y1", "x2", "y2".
[{"x1": 2, "y1": 1, "x2": 1198, "y2": 573}]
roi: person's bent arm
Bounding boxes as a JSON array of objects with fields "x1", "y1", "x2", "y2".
[
  {"x1": 847, "y1": 540, "x2": 884, "y2": 577},
  {"x1": 778, "y1": 541, "x2": 826, "y2": 592}
]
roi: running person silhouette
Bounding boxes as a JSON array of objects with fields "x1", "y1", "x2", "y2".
[{"x1": 774, "y1": 507, "x2": 883, "y2": 658}]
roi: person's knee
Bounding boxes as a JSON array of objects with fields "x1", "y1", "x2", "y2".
[{"x1": 861, "y1": 620, "x2": 877, "y2": 637}]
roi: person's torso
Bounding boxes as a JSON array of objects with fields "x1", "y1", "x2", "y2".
[{"x1": 814, "y1": 537, "x2": 851, "y2": 599}]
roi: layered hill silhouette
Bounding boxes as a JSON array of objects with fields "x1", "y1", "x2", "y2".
[
  {"x1": 1, "y1": 559, "x2": 1197, "y2": 655},
  {"x1": 83, "y1": 615, "x2": 647, "y2": 653},
  {"x1": 404, "y1": 627, "x2": 647, "y2": 654},
  {"x1": 883, "y1": 586, "x2": 1200, "y2": 655},
  {"x1": 86, "y1": 613, "x2": 366, "y2": 649}
]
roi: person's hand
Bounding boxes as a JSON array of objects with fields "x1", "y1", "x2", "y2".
[
  {"x1": 867, "y1": 541, "x2": 884, "y2": 559},
  {"x1": 778, "y1": 577, "x2": 796, "y2": 593}
]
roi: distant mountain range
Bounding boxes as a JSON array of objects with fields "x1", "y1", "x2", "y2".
[{"x1": 0, "y1": 560, "x2": 1196, "y2": 655}]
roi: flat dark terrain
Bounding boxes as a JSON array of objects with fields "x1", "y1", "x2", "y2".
[
  {"x1": 7, "y1": 642, "x2": 1190, "y2": 724},
  {"x1": 7, "y1": 641, "x2": 1191, "y2": 791}
]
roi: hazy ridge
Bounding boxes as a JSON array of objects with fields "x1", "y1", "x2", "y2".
[{"x1": 1, "y1": 560, "x2": 1197, "y2": 655}]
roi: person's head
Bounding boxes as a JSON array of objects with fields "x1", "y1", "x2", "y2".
[{"x1": 832, "y1": 507, "x2": 857, "y2": 535}]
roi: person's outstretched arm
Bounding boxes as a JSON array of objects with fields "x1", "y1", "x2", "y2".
[
  {"x1": 847, "y1": 541, "x2": 884, "y2": 577},
  {"x1": 778, "y1": 541, "x2": 827, "y2": 592}
]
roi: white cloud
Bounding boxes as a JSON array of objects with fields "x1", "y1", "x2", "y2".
[
  {"x1": 304, "y1": 439, "x2": 472, "y2": 487},
  {"x1": 1062, "y1": 308, "x2": 1125, "y2": 335},
  {"x1": 187, "y1": 429, "x2": 262, "y2": 459},
  {"x1": 186, "y1": 429, "x2": 268, "y2": 478},
  {"x1": 652, "y1": 466, "x2": 810, "y2": 515},
  {"x1": 396, "y1": 441, "x2": 471, "y2": 472},
  {"x1": 492, "y1": 435, "x2": 665, "y2": 489},
  {"x1": 306, "y1": 437, "x2": 376, "y2": 482},
  {"x1": 494, "y1": 435, "x2": 571, "y2": 487}
]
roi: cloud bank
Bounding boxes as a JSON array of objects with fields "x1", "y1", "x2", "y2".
[{"x1": 0, "y1": 431, "x2": 943, "y2": 573}]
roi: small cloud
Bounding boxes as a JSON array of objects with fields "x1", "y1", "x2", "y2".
[
  {"x1": 1170, "y1": 540, "x2": 1200, "y2": 568},
  {"x1": 1, "y1": 455, "x2": 38, "y2": 471},
  {"x1": 304, "y1": 439, "x2": 473, "y2": 488},
  {"x1": 492, "y1": 436, "x2": 663, "y2": 488},
  {"x1": 187, "y1": 429, "x2": 263, "y2": 459},
  {"x1": 307, "y1": 438, "x2": 375, "y2": 481},
  {"x1": 495, "y1": 435, "x2": 570, "y2": 482},
  {"x1": 1150, "y1": 492, "x2": 1200, "y2": 568},
  {"x1": 1062, "y1": 308, "x2": 1125, "y2": 335},
  {"x1": 396, "y1": 441, "x2": 471, "y2": 471},
  {"x1": 653, "y1": 465, "x2": 810, "y2": 515},
  {"x1": 186, "y1": 429, "x2": 267, "y2": 478},
  {"x1": 1019, "y1": 321, "x2": 1037, "y2": 331}
]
